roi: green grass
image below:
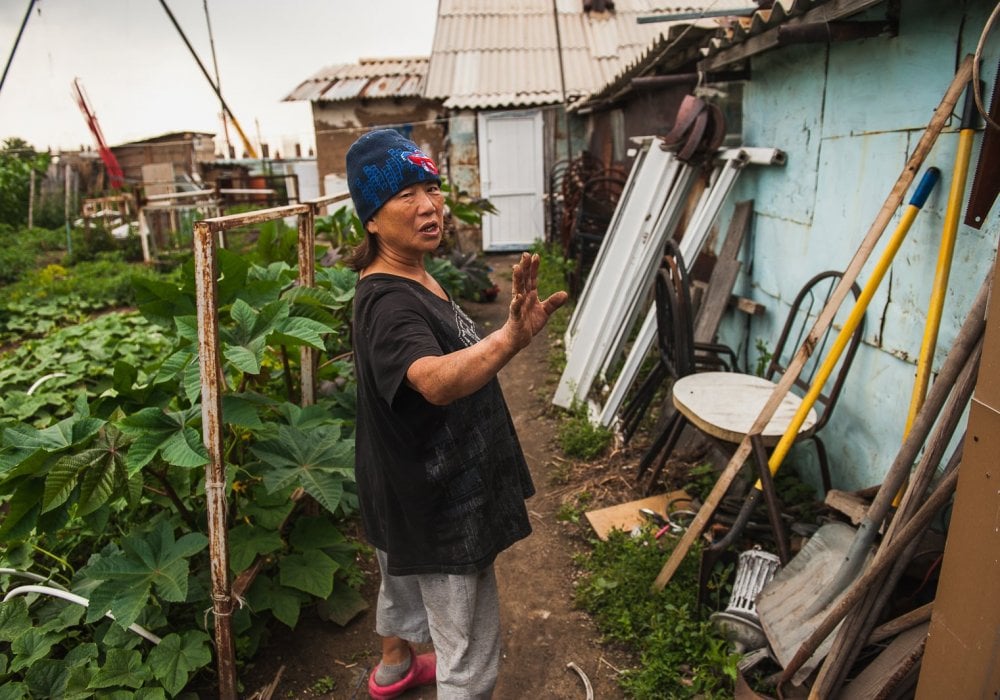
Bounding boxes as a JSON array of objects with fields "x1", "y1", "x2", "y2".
[
  {"x1": 557, "y1": 403, "x2": 612, "y2": 459},
  {"x1": 574, "y1": 529, "x2": 740, "y2": 698}
]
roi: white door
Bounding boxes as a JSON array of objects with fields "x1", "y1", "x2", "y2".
[{"x1": 477, "y1": 110, "x2": 545, "y2": 251}]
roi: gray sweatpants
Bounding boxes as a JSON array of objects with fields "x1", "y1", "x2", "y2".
[{"x1": 375, "y1": 550, "x2": 501, "y2": 699}]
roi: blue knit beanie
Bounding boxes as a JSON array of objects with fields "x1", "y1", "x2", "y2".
[{"x1": 346, "y1": 129, "x2": 441, "y2": 223}]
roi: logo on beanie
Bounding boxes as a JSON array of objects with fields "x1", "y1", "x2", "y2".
[{"x1": 403, "y1": 149, "x2": 438, "y2": 176}]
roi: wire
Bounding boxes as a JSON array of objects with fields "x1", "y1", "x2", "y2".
[{"x1": 973, "y1": 1, "x2": 1000, "y2": 131}]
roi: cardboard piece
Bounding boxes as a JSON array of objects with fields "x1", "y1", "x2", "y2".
[{"x1": 584, "y1": 490, "x2": 693, "y2": 540}]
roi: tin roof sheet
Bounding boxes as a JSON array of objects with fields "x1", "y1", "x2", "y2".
[
  {"x1": 283, "y1": 56, "x2": 429, "y2": 102},
  {"x1": 425, "y1": 0, "x2": 756, "y2": 109}
]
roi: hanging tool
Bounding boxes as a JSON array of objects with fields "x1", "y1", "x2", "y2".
[
  {"x1": 965, "y1": 62, "x2": 1000, "y2": 226},
  {"x1": 157, "y1": 0, "x2": 258, "y2": 159}
]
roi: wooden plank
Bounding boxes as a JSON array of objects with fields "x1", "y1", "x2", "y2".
[
  {"x1": 824, "y1": 489, "x2": 870, "y2": 525},
  {"x1": 584, "y1": 490, "x2": 692, "y2": 540},
  {"x1": 693, "y1": 200, "x2": 753, "y2": 343},
  {"x1": 840, "y1": 621, "x2": 928, "y2": 699}
]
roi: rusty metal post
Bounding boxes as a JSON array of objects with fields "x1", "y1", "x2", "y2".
[
  {"x1": 192, "y1": 220, "x2": 238, "y2": 700},
  {"x1": 298, "y1": 209, "x2": 316, "y2": 406}
]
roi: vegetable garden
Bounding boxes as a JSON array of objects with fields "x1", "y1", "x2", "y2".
[{"x1": 0, "y1": 165, "x2": 500, "y2": 698}]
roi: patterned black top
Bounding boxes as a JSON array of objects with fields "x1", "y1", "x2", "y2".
[{"x1": 352, "y1": 274, "x2": 535, "y2": 575}]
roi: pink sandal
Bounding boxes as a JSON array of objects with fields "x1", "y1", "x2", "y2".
[{"x1": 367, "y1": 645, "x2": 436, "y2": 699}]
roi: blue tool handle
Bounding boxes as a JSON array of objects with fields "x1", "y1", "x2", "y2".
[{"x1": 910, "y1": 167, "x2": 941, "y2": 209}]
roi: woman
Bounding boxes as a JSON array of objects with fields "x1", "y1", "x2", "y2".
[{"x1": 345, "y1": 129, "x2": 568, "y2": 699}]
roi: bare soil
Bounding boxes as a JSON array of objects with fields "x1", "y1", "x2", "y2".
[{"x1": 244, "y1": 253, "x2": 654, "y2": 700}]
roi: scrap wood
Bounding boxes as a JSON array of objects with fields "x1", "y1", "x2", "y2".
[
  {"x1": 244, "y1": 665, "x2": 285, "y2": 700},
  {"x1": 651, "y1": 54, "x2": 975, "y2": 593},
  {"x1": 823, "y1": 489, "x2": 870, "y2": 525},
  {"x1": 584, "y1": 490, "x2": 691, "y2": 540},
  {"x1": 692, "y1": 199, "x2": 754, "y2": 344},
  {"x1": 838, "y1": 621, "x2": 929, "y2": 699}
]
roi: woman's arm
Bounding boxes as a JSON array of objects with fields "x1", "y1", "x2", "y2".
[{"x1": 406, "y1": 252, "x2": 568, "y2": 406}]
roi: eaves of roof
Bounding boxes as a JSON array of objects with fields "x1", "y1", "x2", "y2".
[
  {"x1": 698, "y1": 0, "x2": 888, "y2": 71},
  {"x1": 283, "y1": 57, "x2": 429, "y2": 103}
]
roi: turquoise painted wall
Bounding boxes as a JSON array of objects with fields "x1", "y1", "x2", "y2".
[{"x1": 718, "y1": 0, "x2": 1000, "y2": 490}]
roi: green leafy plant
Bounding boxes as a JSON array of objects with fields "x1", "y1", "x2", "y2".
[
  {"x1": 558, "y1": 403, "x2": 612, "y2": 459},
  {"x1": 754, "y1": 338, "x2": 772, "y2": 377},
  {"x1": 0, "y1": 248, "x2": 364, "y2": 696},
  {"x1": 574, "y1": 529, "x2": 740, "y2": 698}
]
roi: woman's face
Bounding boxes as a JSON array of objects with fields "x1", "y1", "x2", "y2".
[{"x1": 367, "y1": 182, "x2": 445, "y2": 261}]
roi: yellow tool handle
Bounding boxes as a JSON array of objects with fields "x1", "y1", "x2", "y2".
[{"x1": 754, "y1": 167, "x2": 942, "y2": 488}]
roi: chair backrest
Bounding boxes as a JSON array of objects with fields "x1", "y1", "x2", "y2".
[
  {"x1": 765, "y1": 270, "x2": 865, "y2": 432},
  {"x1": 573, "y1": 174, "x2": 627, "y2": 238},
  {"x1": 654, "y1": 242, "x2": 696, "y2": 379}
]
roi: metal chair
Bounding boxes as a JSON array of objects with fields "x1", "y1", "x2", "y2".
[
  {"x1": 567, "y1": 173, "x2": 627, "y2": 295},
  {"x1": 621, "y1": 242, "x2": 737, "y2": 444},
  {"x1": 636, "y1": 270, "x2": 865, "y2": 498}
]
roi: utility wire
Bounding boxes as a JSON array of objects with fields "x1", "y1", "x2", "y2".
[{"x1": 0, "y1": 0, "x2": 38, "y2": 98}]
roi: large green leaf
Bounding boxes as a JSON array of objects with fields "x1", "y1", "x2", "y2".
[
  {"x1": 147, "y1": 630, "x2": 212, "y2": 696},
  {"x1": 23, "y1": 658, "x2": 70, "y2": 698},
  {"x1": 0, "y1": 597, "x2": 32, "y2": 642},
  {"x1": 118, "y1": 406, "x2": 208, "y2": 472},
  {"x1": 289, "y1": 516, "x2": 346, "y2": 551},
  {"x1": 246, "y1": 574, "x2": 302, "y2": 629},
  {"x1": 317, "y1": 583, "x2": 369, "y2": 627},
  {"x1": 250, "y1": 424, "x2": 353, "y2": 514},
  {"x1": 88, "y1": 647, "x2": 150, "y2": 690},
  {"x1": 0, "y1": 479, "x2": 42, "y2": 540},
  {"x1": 229, "y1": 523, "x2": 284, "y2": 573},
  {"x1": 132, "y1": 276, "x2": 196, "y2": 327},
  {"x1": 42, "y1": 425, "x2": 129, "y2": 515},
  {"x1": 10, "y1": 627, "x2": 59, "y2": 672},
  {"x1": 269, "y1": 316, "x2": 335, "y2": 351},
  {"x1": 279, "y1": 550, "x2": 338, "y2": 598},
  {"x1": 83, "y1": 521, "x2": 208, "y2": 630}
]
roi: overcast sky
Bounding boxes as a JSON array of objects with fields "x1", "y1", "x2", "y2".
[{"x1": 0, "y1": 0, "x2": 439, "y2": 154}]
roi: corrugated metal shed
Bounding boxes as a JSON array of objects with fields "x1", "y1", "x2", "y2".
[
  {"x1": 283, "y1": 57, "x2": 428, "y2": 103},
  {"x1": 425, "y1": 0, "x2": 757, "y2": 109}
]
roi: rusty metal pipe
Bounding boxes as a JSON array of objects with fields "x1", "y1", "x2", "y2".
[
  {"x1": 776, "y1": 21, "x2": 889, "y2": 46},
  {"x1": 298, "y1": 210, "x2": 316, "y2": 406}
]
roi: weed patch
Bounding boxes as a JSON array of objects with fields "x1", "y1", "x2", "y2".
[
  {"x1": 557, "y1": 404, "x2": 612, "y2": 459},
  {"x1": 574, "y1": 529, "x2": 739, "y2": 698}
]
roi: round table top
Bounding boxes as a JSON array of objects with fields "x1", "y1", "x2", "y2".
[{"x1": 671, "y1": 371, "x2": 818, "y2": 444}]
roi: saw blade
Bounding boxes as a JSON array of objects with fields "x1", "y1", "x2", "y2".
[{"x1": 964, "y1": 62, "x2": 1000, "y2": 229}]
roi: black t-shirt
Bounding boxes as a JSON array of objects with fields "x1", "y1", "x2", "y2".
[{"x1": 352, "y1": 273, "x2": 535, "y2": 575}]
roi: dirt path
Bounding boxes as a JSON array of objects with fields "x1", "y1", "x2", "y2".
[{"x1": 245, "y1": 253, "x2": 634, "y2": 699}]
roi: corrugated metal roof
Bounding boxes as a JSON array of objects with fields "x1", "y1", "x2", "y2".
[
  {"x1": 425, "y1": 0, "x2": 757, "y2": 109},
  {"x1": 283, "y1": 56, "x2": 429, "y2": 103},
  {"x1": 699, "y1": 0, "x2": 872, "y2": 68}
]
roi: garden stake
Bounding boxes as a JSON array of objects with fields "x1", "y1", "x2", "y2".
[
  {"x1": 651, "y1": 55, "x2": 973, "y2": 593},
  {"x1": 193, "y1": 220, "x2": 238, "y2": 700}
]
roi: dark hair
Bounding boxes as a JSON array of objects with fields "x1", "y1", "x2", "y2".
[{"x1": 344, "y1": 230, "x2": 379, "y2": 271}]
